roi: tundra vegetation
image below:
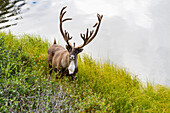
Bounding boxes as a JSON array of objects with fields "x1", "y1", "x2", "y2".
[{"x1": 0, "y1": 32, "x2": 170, "y2": 112}]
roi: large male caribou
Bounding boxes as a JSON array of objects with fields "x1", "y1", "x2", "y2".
[{"x1": 48, "y1": 6, "x2": 103, "y2": 80}]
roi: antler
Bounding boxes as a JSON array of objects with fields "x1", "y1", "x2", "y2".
[
  {"x1": 60, "y1": 6, "x2": 73, "y2": 47},
  {"x1": 76, "y1": 14, "x2": 103, "y2": 49}
]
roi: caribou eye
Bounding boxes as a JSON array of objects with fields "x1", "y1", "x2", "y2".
[
  {"x1": 70, "y1": 55, "x2": 75, "y2": 60},
  {"x1": 75, "y1": 50, "x2": 79, "y2": 54}
]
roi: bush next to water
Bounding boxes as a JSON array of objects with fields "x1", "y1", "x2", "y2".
[{"x1": 0, "y1": 32, "x2": 169, "y2": 112}]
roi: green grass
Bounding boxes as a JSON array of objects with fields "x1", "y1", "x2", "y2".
[{"x1": 0, "y1": 31, "x2": 170, "y2": 112}]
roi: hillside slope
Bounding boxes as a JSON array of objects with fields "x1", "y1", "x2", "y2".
[{"x1": 0, "y1": 32, "x2": 169, "y2": 112}]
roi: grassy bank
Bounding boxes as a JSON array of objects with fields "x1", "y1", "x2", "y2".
[{"x1": 0, "y1": 32, "x2": 169, "y2": 112}]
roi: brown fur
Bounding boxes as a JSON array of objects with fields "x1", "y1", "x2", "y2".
[{"x1": 48, "y1": 40, "x2": 78, "y2": 80}]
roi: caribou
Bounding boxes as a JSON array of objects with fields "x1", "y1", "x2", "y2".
[{"x1": 48, "y1": 6, "x2": 103, "y2": 80}]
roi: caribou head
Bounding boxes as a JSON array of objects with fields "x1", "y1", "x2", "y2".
[{"x1": 48, "y1": 6, "x2": 103, "y2": 80}]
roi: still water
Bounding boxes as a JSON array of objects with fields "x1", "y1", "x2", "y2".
[{"x1": 1, "y1": 0, "x2": 170, "y2": 86}]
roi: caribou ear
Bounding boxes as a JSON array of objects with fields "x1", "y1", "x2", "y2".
[
  {"x1": 77, "y1": 48, "x2": 83, "y2": 53},
  {"x1": 66, "y1": 45, "x2": 72, "y2": 52}
]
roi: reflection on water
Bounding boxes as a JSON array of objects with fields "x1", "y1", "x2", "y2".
[{"x1": 0, "y1": 0, "x2": 26, "y2": 29}]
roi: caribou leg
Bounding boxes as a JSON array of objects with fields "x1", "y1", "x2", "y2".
[{"x1": 48, "y1": 64, "x2": 53, "y2": 75}]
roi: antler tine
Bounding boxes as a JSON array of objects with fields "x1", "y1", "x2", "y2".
[
  {"x1": 59, "y1": 6, "x2": 73, "y2": 47},
  {"x1": 80, "y1": 33, "x2": 85, "y2": 40},
  {"x1": 64, "y1": 30, "x2": 72, "y2": 40},
  {"x1": 67, "y1": 32, "x2": 69, "y2": 39},
  {"x1": 84, "y1": 14, "x2": 103, "y2": 45},
  {"x1": 62, "y1": 18, "x2": 72, "y2": 22},
  {"x1": 76, "y1": 14, "x2": 103, "y2": 49},
  {"x1": 79, "y1": 29, "x2": 93, "y2": 47},
  {"x1": 69, "y1": 36, "x2": 72, "y2": 40},
  {"x1": 89, "y1": 30, "x2": 94, "y2": 38},
  {"x1": 93, "y1": 23, "x2": 98, "y2": 27},
  {"x1": 60, "y1": 6, "x2": 67, "y2": 15},
  {"x1": 67, "y1": 32, "x2": 72, "y2": 40},
  {"x1": 86, "y1": 28, "x2": 89, "y2": 38},
  {"x1": 60, "y1": 11, "x2": 66, "y2": 19}
]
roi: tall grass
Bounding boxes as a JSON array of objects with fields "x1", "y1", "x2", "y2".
[{"x1": 0, "y1": 31, "x2": 170, "y2": 112}]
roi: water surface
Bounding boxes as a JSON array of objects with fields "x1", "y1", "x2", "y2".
[{"x1": 1, "y1": 0, "x2": 170, "y2": 86}]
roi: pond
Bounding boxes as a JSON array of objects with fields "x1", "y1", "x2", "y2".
[{"x1": 1, "y1": 0, "x2": 170, "y2": 86}]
